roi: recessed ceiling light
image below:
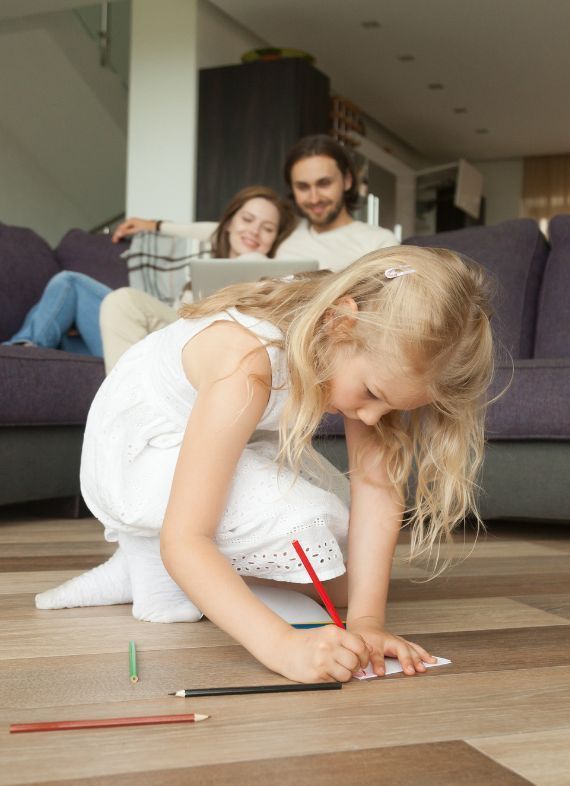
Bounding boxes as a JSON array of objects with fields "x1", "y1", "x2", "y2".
[
  {"x1": 397, "y1": 54, "x2": 415, "y2": 62},
  {"x1": 453, "y1": 107, "x2": 468, "y2": 114},
  {"x1": 361, "y1": 20, "x2": 381, "y2": 29},
  {"x1": 475, "y1": 128, "x2": 489, "y2": 134},
  {"x1": 428, "y1": 82, "x2": 444, "y2": 90}
]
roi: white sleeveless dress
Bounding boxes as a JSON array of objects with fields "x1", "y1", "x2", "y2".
[{"x1": 80, "y1": 308, "x2": 349, "y2": 583}]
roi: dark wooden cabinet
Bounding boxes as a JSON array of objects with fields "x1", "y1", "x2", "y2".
[{"x1": 196, "y1": 59, "x2": 330, "y2": 220}]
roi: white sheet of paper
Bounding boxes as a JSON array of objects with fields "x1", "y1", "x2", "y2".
[
  {"x1": 248, "y1": 586, "x2": 452, "y2": 680},
  {"x1": 354, "y1": 656, "x2": 452, "y2": 680},
  {"x1": 249, "y1": 585, "x2": 331, "y2": 624}
]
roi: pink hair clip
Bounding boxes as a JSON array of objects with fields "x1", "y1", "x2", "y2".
[{"x1": 384, "y1": 266, "x2": 416, "y2": 279}]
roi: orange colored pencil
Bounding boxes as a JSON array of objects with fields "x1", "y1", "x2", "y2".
[{"x1": 10, "y1": 713, "x2": 209, "y2": 734}]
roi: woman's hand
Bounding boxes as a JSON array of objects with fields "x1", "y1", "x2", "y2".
[
  {"x1": 112, "y1": 217, "x2": 157, "y2": 243},
  {"x1": 347, "y1": 617, "x2": 437, "y2": 676},
  {"x1": 275, "y1": 625, "x2": 370, "y2": 683}
]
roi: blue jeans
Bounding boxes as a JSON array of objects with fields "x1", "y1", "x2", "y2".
[{"x1": 6, "y1": 271, "x2": 111, "y2": 357}]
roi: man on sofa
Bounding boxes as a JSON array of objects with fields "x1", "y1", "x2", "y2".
[{"x1": 101, "y1": 134, "x2": 398, "y2": 371}]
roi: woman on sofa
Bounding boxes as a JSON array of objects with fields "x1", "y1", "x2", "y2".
[{"x1": 3, "y1": 186, "x2": 295, "y2": 357}]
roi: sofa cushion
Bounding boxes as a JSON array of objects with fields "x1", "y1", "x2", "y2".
[
  {"x1": 486, "y1": 359, "x2": 570, "y2": 439},
  {"x1": 316, "y1": 358, "x2": 570, "y2": 441},
  {"x1": 55, "y1": 229, "x2": 129, "y2": 290},
  {"x1": 534, "y1": 214, "x2": 570, "y2": 358},
  {"x1": 0, "y1": 346, "x2": 104, "y2": 426},
  {"x1": 0, "y1": 223, "x2": 60, "y2": 341},
  {"x1": 404, "y1": 218, "x2": 549, "y2": 359}
]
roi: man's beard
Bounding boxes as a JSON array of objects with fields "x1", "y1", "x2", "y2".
[{"x1": 299, "y1": 196, "x2": 345, "y2": 227}]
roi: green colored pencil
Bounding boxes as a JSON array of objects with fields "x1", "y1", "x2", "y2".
[{"x1": 129, "y1": 640, "x2": 139, "y2": 683}]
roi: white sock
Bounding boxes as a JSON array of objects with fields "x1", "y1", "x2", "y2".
[
  {"x1": 35, "y1": 547, "x2": 133, "y2": 609},
  {"x1": 119, "y1": 533, "x2": 202, "y2": 623}
]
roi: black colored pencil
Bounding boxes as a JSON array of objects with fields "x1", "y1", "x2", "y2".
[{"x1": 170, "y1": 682, "x2": 342, "y2": 697}]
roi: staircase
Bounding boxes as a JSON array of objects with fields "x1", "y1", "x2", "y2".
[{"x1": 0, "y1": 1, "x2": 130, "y2": 246}]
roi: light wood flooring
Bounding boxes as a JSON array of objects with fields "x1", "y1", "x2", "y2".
[{"x1": 1, "y1": 511, "x2": 569, "y2": 786}]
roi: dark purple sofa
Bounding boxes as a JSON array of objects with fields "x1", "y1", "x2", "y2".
[
  {"x1": 1, "y1": 217, "x2": 569, "y2": 520},
  {"x1": 0, "y1": 225, "x2": 128, "y2": 510},
  {"x1": 317, "y1": 215, "x2": 570, "y2": 522}
]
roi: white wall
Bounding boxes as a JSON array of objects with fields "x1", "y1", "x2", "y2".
[
  {"x1": 197, "y1": 0, "x2": 267, "y2": 68},
  {"x1": 0, "y1": 123, "x2": 90, "y2": 243},
  {"x1": 126, "y1": 0, "x2": 198, "y2": 220},
  {"x1": 476, "y1": 159, "x2": 523, "y2": 226}
]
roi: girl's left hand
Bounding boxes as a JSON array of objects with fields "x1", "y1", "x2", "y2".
[{"x1": 347, "y1": 617, "x2": 437, "y2": 676}]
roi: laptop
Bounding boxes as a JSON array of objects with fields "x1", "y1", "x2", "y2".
[{"x1": 189, "y1": 258, "x2": 319, "y2": 300}]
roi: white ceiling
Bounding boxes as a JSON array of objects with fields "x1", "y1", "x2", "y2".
[{"x1": 211, "y1": 0, "x2": 570, "y2": 162}]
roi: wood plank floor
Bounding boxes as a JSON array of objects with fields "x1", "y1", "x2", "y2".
[{"x1": 1, "y1": 512, "x2": 569, "y2": 786}]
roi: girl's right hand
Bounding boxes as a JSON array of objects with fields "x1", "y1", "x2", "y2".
[
  {"x1": 112, "y1": 218, "x2": 157, "y2": 243},
  {"x1": 277, "y1": 626, "x2": 370, "y2": 683}
]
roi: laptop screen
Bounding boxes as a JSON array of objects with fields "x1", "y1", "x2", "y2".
[{"x1": 189, "y1": 258, "x2": 319, "y2": 300}]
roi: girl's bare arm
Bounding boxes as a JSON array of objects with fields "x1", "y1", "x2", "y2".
[
  {"x1": 344, "y1": 417, "x2": 403, "y2": 626},
  {"x1": 344, "y1": 417, "x2": 436, "y2": 674}
]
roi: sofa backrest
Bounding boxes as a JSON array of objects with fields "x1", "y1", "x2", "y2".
[
  {"x1": 0, "y1": 223, "x2": 60, "y2": 341},
  {"x1": 533, "y1": 214, "x2": 570, "y2": 358},
  {"x1": 55, "y1": 229, "x2": 129, "y2": 290},
  {"x1": 404, "y1": 218, "x2": 549, "y2": 359}
]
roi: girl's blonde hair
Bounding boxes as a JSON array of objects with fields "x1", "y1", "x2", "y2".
[{"x1": 181, "y1": 246, "x2": 494, "y2": 569}]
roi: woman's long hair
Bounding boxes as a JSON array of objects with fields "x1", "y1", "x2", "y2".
[
  {"x1": 181, "y1": 246, "x2": 495, "y2": 571},
  {"x1": 210, "y1": 185, "x2": 296, "y2": 258}
]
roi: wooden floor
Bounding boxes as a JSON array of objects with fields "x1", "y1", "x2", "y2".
[{"x1": 1, "y1": 511, "x2": 569, "y2": 786}]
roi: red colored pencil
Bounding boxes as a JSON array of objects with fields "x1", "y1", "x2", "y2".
[
  {"x1": 292, "y1": 539, "x2": 345, "y2": 628},
  {"x1": 10, "y1": 713, "x2": 209, "y2": 734}
]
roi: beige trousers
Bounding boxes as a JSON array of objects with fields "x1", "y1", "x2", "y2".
[{"x1": 100, "y1": 288, "x2": 177, "y2": 373}]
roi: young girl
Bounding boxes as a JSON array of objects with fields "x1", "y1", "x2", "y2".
[{"x1": 36, "y1": 246, "x2": 494, "y2": 684}]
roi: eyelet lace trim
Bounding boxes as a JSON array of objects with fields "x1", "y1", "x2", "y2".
[{"x1": 228, "y1": 527, "x2": 344, "y2": 576}]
